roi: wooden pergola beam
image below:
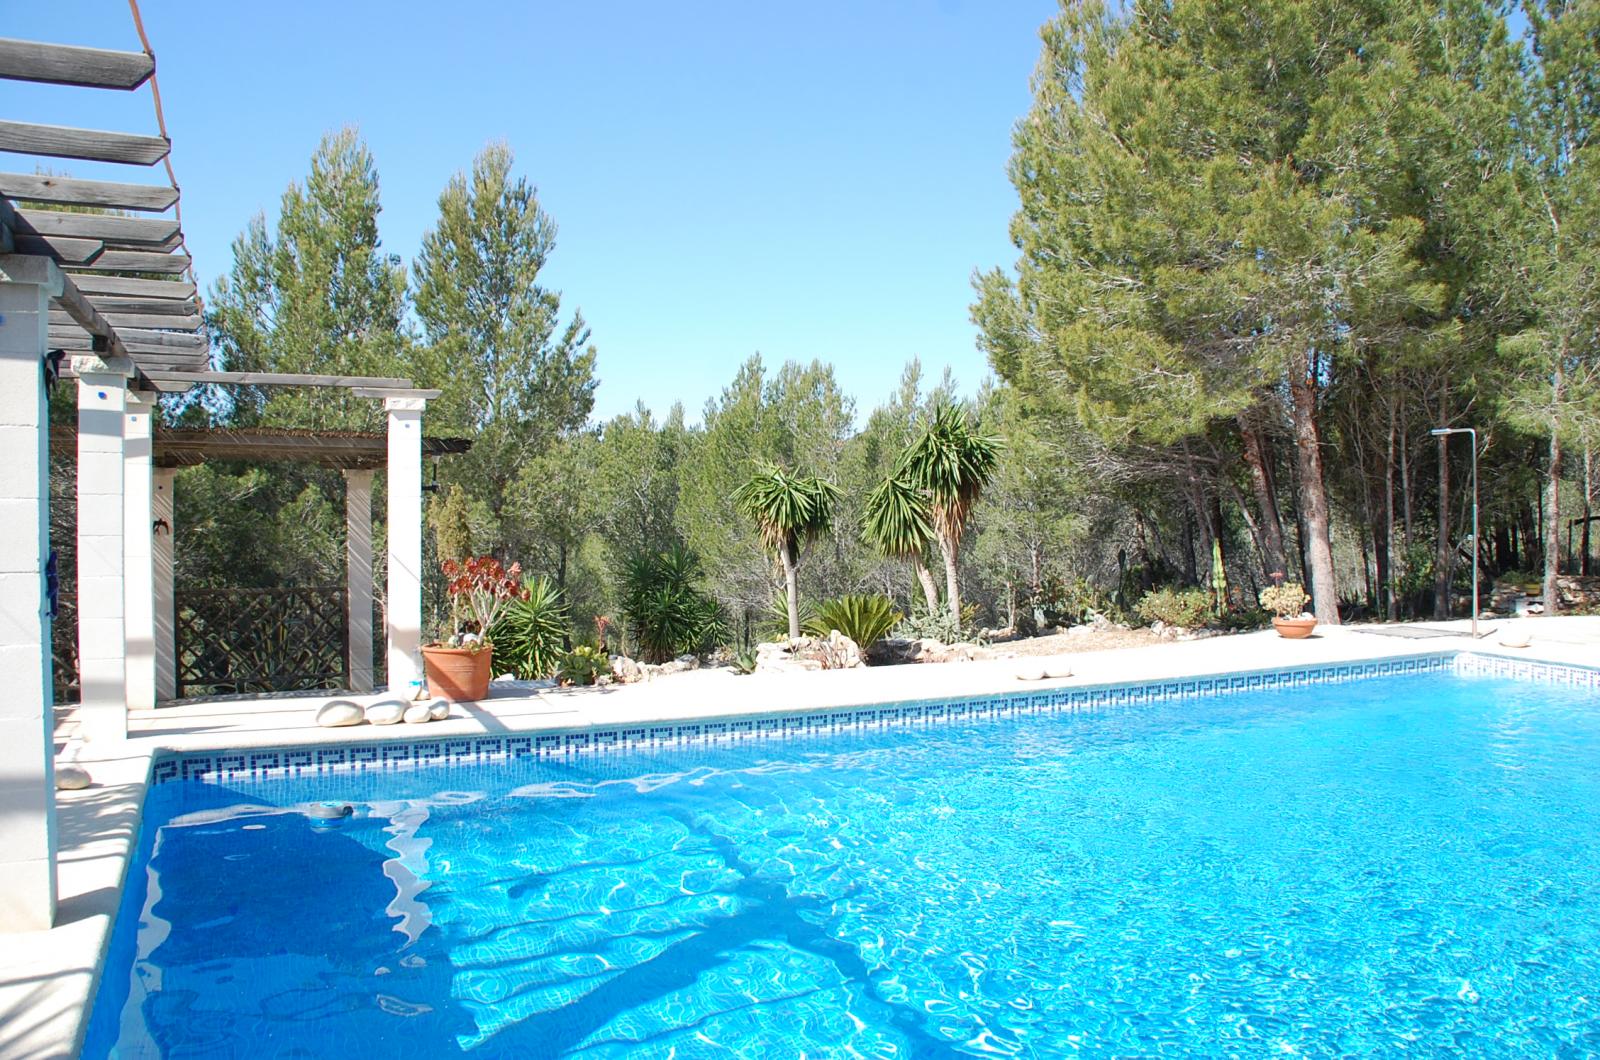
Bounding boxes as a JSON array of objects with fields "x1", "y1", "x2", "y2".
[
  {"x1": 84, "y1": 295, "x2": 198, "y2": 316},
  {"x1": 50, "y1": 325, "x2": 203, "y2": 350},
  {"x1": 0, "y1": 37, "x2": 154, "y2": 90},
  {"x1": 13, "y1": 233, "x2": 103, "y2": 265},
  {"x1": 49, "y1": 309, "x2": 201, "y2": 331},
  {"x1": 0, "y1": 172, "x2": 178, "y2": 212},
  {"x1": 66, "y1": 250, "x2": 190, "y2": 274},
  {"x1": 140, "y1": 370, "x2": 414, "y2": 389},
  {"x1": 14, "y1": 207, "x2": 180, "y2": 247},
  {"x1": 67, "y1": 274, "x2": 195, "y2": 299},
  {"x1": 49, "y1": 269, "x2": 132, "y2": 362},
  {"x1": 0, "y1": 120, "x2": 170, "y2": 166}
]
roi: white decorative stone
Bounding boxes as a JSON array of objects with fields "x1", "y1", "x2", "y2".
[
  {"x1": 316, "y1": 700, "x2": 364, "y2": 727},
  {"x1": 55, "y1": 765, "x2": 92, "y2": 790},
  {"x1": 1498, "y1": 627, "x2": 1533, "y2": 649},
  {"x1": 427, "y1": 700, "x2": 450, "y2": 721},
  {"x1": 404, "y1": 703, "x2": 433, "y2": 724},
  {"x1": 365, "y1": 700, "x2": 406, "y2": 725},
  {"x1": 1016, "y1": 663, "x2": 1048, "y2": 681}
]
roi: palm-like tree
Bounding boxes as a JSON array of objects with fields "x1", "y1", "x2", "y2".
[
  {"x1": 862, "y1": 473, "x2": 941, "y2": 613},
  {"x1": 733, "y1": 461, "x2": 842, "y2": 641},
  {"x1": 899, "y1": 403, "x2": 1002, "y2": 625}
]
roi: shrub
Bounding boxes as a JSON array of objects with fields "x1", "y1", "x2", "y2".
[
  {"x1": 558, "y1": 645, "x2": 611, "y2": 686},
  {"x1": 761, "y1": 592, "x2": 818, "y2": 641},
  {"x1": 620, "y1": 545, "x2": 725, "y2": 662},
  {"x1": 1034, "y1": 575, "x2": 1113, "y2": 627},
  {"x1": 804, "y1": 593, "x2": 903, "y2": 649},
  {"x1": 1135, "y1": 587, "x2": 1212, "y2": 629},
  {"x1": 892, "y1": 607, "x2": 988, "y2": 645},
  {"x1": 489, "y1": 575, "x2": 569, "y2": 679}
]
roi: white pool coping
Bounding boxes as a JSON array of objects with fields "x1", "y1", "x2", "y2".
[{"x1": 5, "y1": 616, "x2": 1598, "y2": 1058}]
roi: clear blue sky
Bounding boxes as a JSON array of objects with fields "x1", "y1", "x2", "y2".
[{"x1": 5, "y1": 1, "x2": 1057, "y2": 423}]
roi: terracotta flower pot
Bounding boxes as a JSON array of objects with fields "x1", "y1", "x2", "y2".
[
  {"x1": 421, "y1": 644, "x2": 494, "y2": 701},
  {"x1": 1272, "y1": 616, "x2": 1317, "y2": 639}
]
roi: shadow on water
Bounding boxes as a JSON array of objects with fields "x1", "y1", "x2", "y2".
[{"x1": 483, "y1": 811, "x2": 963, "y2": 1058}]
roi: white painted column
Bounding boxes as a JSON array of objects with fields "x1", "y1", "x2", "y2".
[
  {"x1": 124, "y1": 391, "x2": 157, "y2": 710},
  {"x1": 384, "y1": 396, "x2": 427, "y2": 695},
  {"x1": 0, "y1": 254, "x2": 62, "y2": 932},
  {"x1": 153, "y1": 467, "x2": 176, "y2": 702},
  {"x1": 343, "y1": 469, "x2": 374, "y2": 693},
  {"x1": 75, "y1": 354, "x2": 134, "y2": 741}
]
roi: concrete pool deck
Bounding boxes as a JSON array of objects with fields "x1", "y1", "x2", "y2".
[{"x1": 5, "y1": 616, "x2": 1598, "y2": 1058}]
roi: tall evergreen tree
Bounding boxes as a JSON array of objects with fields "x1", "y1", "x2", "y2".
[{"x1": 413, "y1": 142, "x2": 598, "y2": 556}]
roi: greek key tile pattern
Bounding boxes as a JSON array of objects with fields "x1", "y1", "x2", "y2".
[
  {"x1": 145, "y1": 653, "x2": 1538, "y2": 786},
  {"x1": 1453, "y1": 651, "x2": 1600, "y2": 689}
]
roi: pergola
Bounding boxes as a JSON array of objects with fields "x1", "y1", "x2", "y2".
[{"x1": 0, "y1": 32, "x2": 449, "y2": 931}]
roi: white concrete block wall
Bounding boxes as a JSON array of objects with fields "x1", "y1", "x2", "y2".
[
  {"x1": 75, "y1": 358, "x2": 132, "y2": 741},
  {"x1": 125, "y1": 392, "x2": 157, "y2": 710},
  {"x1": 0, "y1": 259, "x2": 60, "y2": 931},
  {"x1": 385, "y1": 398, "x2": 425, "y2": 695}
]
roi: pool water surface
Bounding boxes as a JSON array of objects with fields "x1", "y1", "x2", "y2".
[{"x1": 86, "y1": 672, "x2": 1600, "y2": 1057}]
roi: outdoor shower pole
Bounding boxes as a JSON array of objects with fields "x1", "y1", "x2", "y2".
[{"x1": 1431, "y1": 427, "x2": 1479, "y2": 640}]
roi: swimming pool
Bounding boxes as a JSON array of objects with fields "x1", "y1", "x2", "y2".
[{"x1": 86, "y1": 662, "x2": 1600, "y2": 1056}]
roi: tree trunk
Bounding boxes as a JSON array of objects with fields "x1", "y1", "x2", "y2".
[
  {"x1": 782, "y1": 541, "x2": 801, "y2": 641},
  {"x1": 1583, "y1": 446, "x2": 1593, "y2": 578},
  {"x1": 914, "y1": 558, "x2": 940, "y2": 613},
  {"x1": 1288, "y1": 356, "x2": 1340, "y2": 624},
  {"x1": 1435, "y1": 429, "x2": 1452, "y2": 619},
  {"x1": 940, "y1": 533, "x2": 962, "y2": 626},
  {"x1": 1544, "y1": 376, "x2": 1563, "y2": 615},
  {"x1": 1383, "y1": 405, "x2": 1398, "y2": 621},
  {"x1": 1399, "y1": 419, "x2": 1413, "y2": 547},
  {"x1": 1239, "y1": 418, "x2": 1289, "y2": 578}
]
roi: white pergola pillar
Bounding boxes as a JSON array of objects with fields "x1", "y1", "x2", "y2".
[
  {"x1": 153, "y1": 467, "x2": 176, "y2": 702},
  {"x1": 0, "y1": 254, "x2": 61, "y2": 932},
  {"x1": 75, "y1": 354, "x2": 134, "y2": 741},
  {"x1": 383, "y1": 393, "x2": 429, "y2": 695},
  {"x1": 124, "y1": 392, "x2": 157, "y2": 710},
  {"x1": 343, "y1": 469, "x2": 374, "y2": 693}
]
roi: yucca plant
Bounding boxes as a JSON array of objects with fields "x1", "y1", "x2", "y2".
[
  {"x1": 862, "y1": 474, "x2": 941, "y2": 613},
  {"x1": 760, "y1": 591, "x2": 818, "y2": 641},
  {"x1": 488, "y1": 575, "x2": 569, "y2": 679},
  {"x1": 620, "y1": 545, "x2": 725, "y2": 662},
  {"x1": 898, "y1": 403, "x2": 1001, "y2": 625},
  {"x1": 805, "y1": 593, "x2": 903, "y2": 651},
  {"x1": 733, "y1": 461, "x2": 842, "y2": 641}
]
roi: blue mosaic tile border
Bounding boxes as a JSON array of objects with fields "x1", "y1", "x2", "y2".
[
  {"x1": 149, "y1": 653, "x2": 1487, "y2": 786},
  {"x1": 1453, "y1": 651, "x2": 1600, "y2": 689}
]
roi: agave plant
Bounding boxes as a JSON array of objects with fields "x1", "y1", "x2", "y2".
[
  {"x1": 620, "y1": 545, "x2": 725, "y2": 663},
  {"x1": 488, "y1": 575, "x2": 569, "y2": 679},
  {"x1": 805, "y1": 594, "x2": 903, "y2": 651}
]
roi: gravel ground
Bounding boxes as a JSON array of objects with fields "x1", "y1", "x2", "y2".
[{"x1": 973, "y1": 625, "x2": 1172, "y2": 659}]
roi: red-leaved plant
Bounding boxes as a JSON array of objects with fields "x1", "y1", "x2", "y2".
[{"x1": 438, "y1": 557, "x2": 525, "y2": 649}]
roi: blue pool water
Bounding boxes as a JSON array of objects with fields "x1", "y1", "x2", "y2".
[{"x1": 86, "y1": 672, "x2": 1600, "y2": 1057}]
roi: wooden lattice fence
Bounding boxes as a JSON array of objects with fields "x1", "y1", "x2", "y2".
[{"x1": 176, "y1": 586, "x2": 348, "y2": 698}]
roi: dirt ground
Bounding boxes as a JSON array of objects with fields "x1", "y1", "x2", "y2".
[{"x1": 974, "y1": 624, "x2": 1171, "y2": 659}]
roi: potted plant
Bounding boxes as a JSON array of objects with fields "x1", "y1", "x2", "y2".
[
  {"x1": 422, "y1": 556, "x2": 525, "y2": 701},
  {"x1": 1260, "y1": 576, "x2": 1315, "y2": 638}
]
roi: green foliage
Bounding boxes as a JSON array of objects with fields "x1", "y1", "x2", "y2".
[
  {"x1": 891, "y1": 607, "x2": 987, "y2": 646},
  {"x1": 489, "y1": 575, "x2": 569, "y2": 679},
  {"x1": 428, "y1": 484, "x2": 476, "y2": 563},
  {"x1": 898, "y1": 402, "x2": 1002, "y2": 622},
  {"x1": 619, "y1": 546, "x2": 724, "y2": 662},
  {"x1": 1034, "y1": 576, "x2": 1112, "y2": 627},
  {"x1": 558, "y1": 645, "x2": 611, "y2": 686},
  {"x1": 804, "y1": 594, "x2": 903, "y2": 649},
  {"x1": 1135, "y1": 587, "x2": 1213, "y2": 629},
  {"x1": 730, "y1": 647, "x2": 759, "y2": 675},
  {"x1": 761, "y1": 592, "x2": 818, "y2": 641},
  {"x1": 1257, "y1": 583, "x2": 1311, "y2": 619},
  {"x1": 862, "y1": 474, "x2": 934, "y2": 561},
  {"x1": 732, "y1": 462, "x2": 843, "y2": 556}
]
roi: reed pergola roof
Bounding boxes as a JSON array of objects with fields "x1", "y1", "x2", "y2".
[
  {"x1": 153, "y1": 427, "x2": 473, "y2": 470},
  {"x1": 0, "y1": 32, "x2": 207, "y2": 376}
]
